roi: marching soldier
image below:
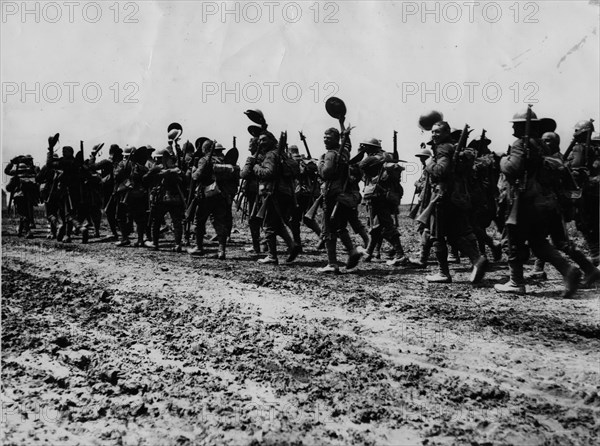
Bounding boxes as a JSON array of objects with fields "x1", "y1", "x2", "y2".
[
  {"x1": 240, "y1": 137, "x2": 264, "y2": 254},
  {"x1": 424, "y1": 121, "x2": 488, "y2": 284},
  {"x1": 113, "y1": 147, "x2": 150, "y2": 247},
  {"x1": 144, "y1": 149, "x2": 185, "y2": 251},
  {"x1": 188, "y1": 142, "x2": 238, "y2": 259},
  {"x1": 5, "y1": 154, "x2": 39, "y2": 238},
  {"x1": 36, "y1": 151, "x2": 61, "y2": 239},
  {"x1": 564, "y1": 119, "x2": 599, "y2": 266},
  {"x1": 317, "y1": 127, "x2": 362, "y2": 273},
  {"x1": 289, "y1": 145, "x2": 322, "y2": 248},
  {"x1": 359, "y1": 138, "x2": 408, "y2": 266},
  {"x1": 526, "y1": 132, "x2": 600, "y2": 287},
  {"x1": 494, "y1": 109, "x2": 582, "y2": 297},
  {"x1": 249, "y1": 131, "x2": 301, "y2": 265},
  {"x1": 408, "y1": 146, "x2": 434, "y2": 267},
  {"x1": 468, "y1": 134, "x2": 502, "y2": 261}
]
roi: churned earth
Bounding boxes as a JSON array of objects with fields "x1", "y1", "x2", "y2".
[{"x1": 2, "y1": 209, "x2": 599, "y2": 446}]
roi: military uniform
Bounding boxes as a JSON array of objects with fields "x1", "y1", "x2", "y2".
[
  {"x1": 5, "y1": 156, "x2": 39, "y2": 238},
  {"x1": 359, "y1": 139, "x2": 408, "y2": 266},
  {"x1": 564, "y1": 120, "x2": 599, "y2": 265},
  {"x1": 143, "y1": 150, "x2": 185, "y2": 251},
  {"x1": 189, "y1": 143, "x2": 239, "y2": 259},
  {"x1": 495, "y1": 110, "x2": 581, "y2": 297},
  {"x1": 317, "y1": 128, "x2": 362, "y2": 273},
  {"x1": 249, "y1": 132, "x2": 301, "y2": 265},
  {"x1": 425, "y1": 122, "x2": 487, "y2": 284},
  {"x1": 113, "y1": 148, "x2": 149, "y2": 247}
]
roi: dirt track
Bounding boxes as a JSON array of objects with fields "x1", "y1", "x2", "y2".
[{"x1": 2, "y1": 214, "x2": 599, "y2": 446}]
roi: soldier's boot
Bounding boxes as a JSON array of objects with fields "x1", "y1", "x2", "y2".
[
  {"x1": 63, "y1": 221, "x2": 73, "y2": 243},
  {"x1": 562, "y1": 266, "x2": 582, "y2": 299},
  {"x1": 291, "y1": 219, "x2": 303, "y2": 254},
  {"x1": 279, "y1": 228, "x2": 301, "y2": 263},
  {"x1": 409, "y1": 237, "x2": 432, "y2": 268},
  {"x1": 172, "y1": 223, "x2": 183, "y2": 253},
  {"x1": 495, "y1": 262, "x2": 526, "y2": 294},
  {"x1": 188, "y1": 228, "x2": 205, "y2": 255},
  {"x1": 386, "y1": 235, "x2": 408, "y2": 267},
  {"x1": 448, "y1": 244, "x2": 461, "y2": 264},
  {"x1": 47, "y1": 216, "x2": 58, "y2": 239},
  {"x1": 581, "y1": 267, "x2": 600, "y2": 289},
  {"x1": 133, "y1": 225, "x2": 146, "y2": 248},
  {"x1": 17, "y1": 220, "x2": 24, "y2": 237},
  {"x1": 81, "y1": 225, "x2": 89, "y2": 244},
  {"x1": 258, "y1": 237, "x2": 278, "y2": 265},
  {"x1": 427, "y1": 242, "x2": 452, "y2": 283},
  {"x1": 23, "y1": 219, "x2": 34, "y2": 239},
  {"x1": 363, "y1": 235, "x2": 378, "y2": 263},
  {"x1": 457, "y1": 234, "x2": 488, "y2": 284},
  {"x1": 339, "y1": 231, "x2": 362, "y2": 270},
  {"x1": 217, "y1": 240, "x2": 226, "y2": 260},
  {"x1": 115, "y1": 221, "x2": 130, "y2": 247},
  {"x1": 57, "y1": 223, "x2": 66, "y2": 242},
  {"x1": 567, "y1": 248, "x2": 599, "y2": 289},
  {"x1": 525, "y1": 259, "x2": 547, "y2": 280},
  {"x1": 318, "y1": 239, "x2": 340, "y2": 273}
]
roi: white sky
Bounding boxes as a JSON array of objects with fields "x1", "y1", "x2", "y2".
[{"x1": 2, "y1": 1, "x2": 599, "y2": 196}]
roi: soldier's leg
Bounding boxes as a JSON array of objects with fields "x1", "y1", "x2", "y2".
[
  {"x1": 427, "y1": 203, "x2": 451, "y2": 282},
  {"x1": 115, "y1": 197, "x2": 131, "y2": 246},
  {"x1": 258, "y1": 200, "x2": 280, "y2": 264},
  {"x1": 211, "y1": 197, "x2": 229, "y2": 259},
  {"x1": 190, "y1": 199, "x2": 211, "y2": 255},
  {"x1": 409, "y1": 227, "x2": 432, "y2": 268},
  {"x1": 169, "y1": 202, "x2": 184, "y2": 251},
  {"x1": 289, "y1": 198, "x2": 303, "y2": 248},
  {"x1": 105, "y1": 196, "x2": 119, "y2": 238},
  {"x1": 317, "y1": 198, "x2": 340, "y2": 273},
  {"x1": 379, "y1": 201, "x2": 407, "y2": 266},
  {"x1": 494, "y1": 223, "x2": 528, "y2": 294},
  {"x1": 275, "y1": 197, "x2": 301, "y2": 262},
  {"x1": 348, "y1": 208, "x2": 369, "y2": 248},
  {"x1": 335, "y1": 205, "x2": 362, "y2": 270},
  {"x1": 582, "y1": 193, "x2": 599, "y2": 265}
]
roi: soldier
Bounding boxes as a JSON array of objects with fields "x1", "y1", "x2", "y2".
[
  {"x1": 113, "y1": 147, "x2": 150, "y2": 247},
  {"x1": 188, "y1": 142, "x2": 238, "y2": 259},
  {"x1": 144, "y1": 149, "x2": 185, "y2": 251},
  {"x1": 359, "y1": 138, "x2": 408, "y2": 266},
  {"x1": 248, "y1": 131, "x2": 301, "y2": 265},
  {"x1": 424, "y1": 121, "x2": 488, "y2": 284},
  {"x1": 240, "y1": 136, "x2": 264, "y2": 254},
  {"x1": 317, "y1": 127, "x2": 362, "y2": 273},
  {"x1": 45, "y1": 141, "x2": 86, "y2": 243},
  {"x1": 289, "y1": 145, "x2": 322, "y2": 248},
  {"x1": 87, "y1": 144, "x2": 124, "y2": 240},
  {"x1": 408, "y1": 147, "x2": 434, "y2": 267},
  {"x1": 36, "y1": 151, "x2": 61, "y2": 239},
  {"x1": 494, "y1": 109, "x2": 582, "y2": 297},
  {"x1": 526, "y1": 132, "x2": 600, "y2": 288},
  {"x1": 564, "y1": 119, "x2": 599, "y2": 266},
  {"x1": 468, "y1": 134, "x2": 502, "y2": 261},
  {"x1": 5, "y1": 154, "x2": 39, "y2": 238}
]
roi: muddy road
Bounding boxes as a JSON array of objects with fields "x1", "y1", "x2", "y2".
[{"x1": 2, "y1": 214, "x2": 599, "y2": 445}]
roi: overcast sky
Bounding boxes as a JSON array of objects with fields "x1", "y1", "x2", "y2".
[{"x1": 2, "y1": 1, "x2": 599, "y2": 195}]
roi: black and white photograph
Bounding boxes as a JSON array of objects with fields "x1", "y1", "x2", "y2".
[{"x1": 2, "y1": 1, "x2": 599, "y2": 444}]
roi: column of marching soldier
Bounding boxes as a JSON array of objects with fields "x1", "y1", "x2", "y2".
[{"x1": 4, "y1": 103, "x2": 600, "y2": 298}]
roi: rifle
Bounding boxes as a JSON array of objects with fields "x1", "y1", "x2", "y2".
[
  {"x1": 393, "y1": 130, "x2": 399, "y2": 161},
  {"x1": 506, "y1": 104, "x2": 533, "y2": 226},
  {"x1": 299, "y1": 131, "x2": 312, "y2": 159},
  {"x1": 452, "y1": 124, "x2": 471, "y2": 167}
]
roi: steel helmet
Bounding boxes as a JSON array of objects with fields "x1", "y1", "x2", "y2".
[
  {"x1": 415, "y1": 148, "x2": 433, "y2": 158},
  {"x1": 361, "y1": 138, "x2": 382, "y2": 149},
  {"x1": 574, "y1": 119, "x2": 595, "y2": 136},
  {"x1": 509, "y1": 109, "x2": 539, "y2": 122}
]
